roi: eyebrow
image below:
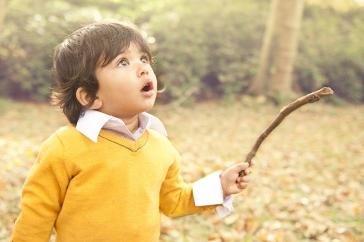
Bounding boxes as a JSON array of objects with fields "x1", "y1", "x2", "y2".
[{"x1": 117, "y1": 50, "x2": 148, "y2": 58}]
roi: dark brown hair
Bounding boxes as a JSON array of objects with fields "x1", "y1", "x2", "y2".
[{"x1": 51, "y1": 21, "x2": 152, "y2": 125}]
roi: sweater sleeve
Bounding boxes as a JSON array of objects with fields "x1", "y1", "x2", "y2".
[
  {"x1": 159, "y1": 149, "x2": 216, "y2": 217},
  {"x1": 11, "y1": 134, "x2": 73, "y2": 242}
]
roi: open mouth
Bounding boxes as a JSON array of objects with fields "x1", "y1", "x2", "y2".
[{"x1": 141, "y1": 81, "x2": 154, "y2": 92}]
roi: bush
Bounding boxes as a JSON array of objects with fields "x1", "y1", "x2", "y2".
[
  {"x1": 0, "y1": 0, "x2": 363, "y2": 103},
  {"x1": 0, "y1": 1, "x2": 101, "y2": 100},
  {"x1": 149, "y1": 0, "x2": 268, "y2": 101},
  {"x1": 296, "y1": 5, "x2": 364, "y2": 103}
]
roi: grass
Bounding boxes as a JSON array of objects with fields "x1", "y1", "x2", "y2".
[{"x1": 0, "y1": 99, "x2": 363, "y2": 242}]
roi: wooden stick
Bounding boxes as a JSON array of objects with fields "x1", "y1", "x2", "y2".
[{"x1": 239, "y1": 87, "x2": 334, "y2": 176}]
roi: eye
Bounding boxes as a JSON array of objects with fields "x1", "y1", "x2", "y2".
[
  {"x1": 117, "y1": 57, "x2": 129, "y2": 67},
  {"x1": 140, "y1": 54, "x2": 150, "y2": 64}
]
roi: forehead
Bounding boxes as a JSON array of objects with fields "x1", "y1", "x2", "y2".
[
  {"x1": 120, "y1": 42, "x2": 145, "y2": 55},
  {"x1": 99, "y1": 41, "x2": 149, "y2": 67}
]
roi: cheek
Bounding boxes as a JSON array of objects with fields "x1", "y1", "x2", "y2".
[
  {"x1": 150, "y1": 70, "x2": 158, "y2": 86},
  {"x1": 113, "y1": 82, "x2": 133, "y2": 92},
  {"x1": 102, "y1": 73, "x2": 133, "y2": 93}
]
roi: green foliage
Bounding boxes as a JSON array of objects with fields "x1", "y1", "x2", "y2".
[
  {"x1": 0, "y1": 0, "x2": 98, "y2": 100},
  {"x1": 0, "y1": 0, "x2": 363, "y2": 102},
  {"x1": 149, "y1": 0, "x2": 267, "y2": 101},
  {"x1": 296, "y1": 5, "x2": 364, "y2": 103}
]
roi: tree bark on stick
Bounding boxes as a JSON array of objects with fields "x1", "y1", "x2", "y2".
[{"x1": 240, "y1": 87, "x2": 334, "y2": 176}]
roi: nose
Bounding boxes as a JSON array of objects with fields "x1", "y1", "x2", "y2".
[{"x1": 137, "y1": 63, "x2": 149, "y2": 77}]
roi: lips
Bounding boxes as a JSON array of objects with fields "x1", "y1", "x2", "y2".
[
  {"x1": 141, "y1": 81, "x2": 155, "y2": 97},
  {"x1": 141, "y1": 81, "x2": 154, "y2": 92}
]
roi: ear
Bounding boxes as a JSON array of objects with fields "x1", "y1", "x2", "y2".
[
  {"x1": 89, "y1": 98, "x2": 103, "y2": 110},
  {"x1": 76, "y1": 87, "x2": 103, "y2": 110}
]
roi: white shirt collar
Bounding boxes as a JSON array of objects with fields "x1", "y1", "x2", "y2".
[{"x1": 76, "y1": 110, "x2": 167, "y2": 142}]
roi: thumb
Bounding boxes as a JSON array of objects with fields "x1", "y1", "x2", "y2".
[{"x1": 233, "y1": 162, "x2": 249, "y2": 173}]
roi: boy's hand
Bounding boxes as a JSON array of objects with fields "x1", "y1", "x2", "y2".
[{"x1": 220, "y1": 161, "x2": 253, "y2": 197}]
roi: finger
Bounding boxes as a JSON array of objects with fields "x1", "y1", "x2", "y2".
[
  {"x1": 238, "y1": 182, "x2": 248, "y2": 189},
  {"x1": 235, "y1": 162, "x2": 249, "y2": 172},
  {"x1": 239, "y1": 168, "x2": 251, "y2": 177},
  {"x1": 236, "y1": 176, "x2": 249, "y2": 183},
  {"x1": 241, "y1": 176, "x2": 250, "y2": 183},
  {"x1": 236, "y1": 162, "x2": 250, "y2": 176},
  {"x1": 245, "y1": 168, "x2": 252, "y2": 175},
  {"x1": 227, "y1": 186, "x2": 241, "y2": 195}
]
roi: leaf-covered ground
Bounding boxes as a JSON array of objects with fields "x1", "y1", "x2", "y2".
[{"x1": 0, "y1": 99, "x2": 363, "y2": 242}]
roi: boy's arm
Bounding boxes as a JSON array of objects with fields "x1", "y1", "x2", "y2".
[
  {"x1": 192, "y1": 171, "x2": 234, "y2": 218},
  {"x1": 159, "y1": 150, "x2": 217, "y2": 217},
  {"x1": 193, "y1": 162, "x2": 252, "y2": 218},
  {"x1": 11, "y1": 134, "x2": 72, "y2": 242}
]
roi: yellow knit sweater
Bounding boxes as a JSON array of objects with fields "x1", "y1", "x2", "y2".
[{"x1": 11, "y1": 126, "x2": 214, "y2": 242}]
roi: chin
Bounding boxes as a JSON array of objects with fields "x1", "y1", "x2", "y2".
[
  {"x1": 141, "y1": 99, "x2": 156, "y2": 112},
  {"x1": 145, "y1": 102, "x2": 156, "y2": 112}
]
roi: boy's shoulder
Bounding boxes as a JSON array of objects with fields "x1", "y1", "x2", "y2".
[
  {"x1": 53, "y1": 125, "x2": 85, "y2": 143},
  {"x1": 147, "y1": 128, "x2": 179, "y2": 155},
  {"x1": 35, "y1": 125, "x2": 85, "y2": 162},
  {"x1": 147, "y1": 128, "x2": 170, "y2": 144},
  {"x1": 41, "y1": 125, "x2": 88, "y2": 153}
]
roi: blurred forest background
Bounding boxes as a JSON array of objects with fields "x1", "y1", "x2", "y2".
[
  {"x1": 0, "y1": 0, "x2": 364, "y2": 103},
  {"x1": 0, "y1": 0, "x2": 364, "y2": 241}
]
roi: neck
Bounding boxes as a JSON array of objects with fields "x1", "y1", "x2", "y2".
[{"x1": 121, "y1": 115, "x2": 139, "y2": 133}]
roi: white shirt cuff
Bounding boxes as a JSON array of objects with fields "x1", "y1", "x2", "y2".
[
  {"x1": 192, "y1": 170, "x2": 234, "y2": 218},
  {"x1": 216, "y1": 195, "x2": 234, "y2": 218}
]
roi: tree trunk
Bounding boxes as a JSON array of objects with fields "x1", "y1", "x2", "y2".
[
  {"x1": 0, "y1": 0, "x2": 7, "y2": 31},
  {"x1": 249, "y1": 0, "x2": 305, "y2": 98}
]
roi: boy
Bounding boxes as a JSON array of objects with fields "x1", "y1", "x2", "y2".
[{"x1": 11, "y1": 21, "x2": 252, "y2": 242}]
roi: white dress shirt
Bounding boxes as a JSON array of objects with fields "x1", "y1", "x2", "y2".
[{"x1": 76, "y1": 110, "x2": 233, "y2": 217}]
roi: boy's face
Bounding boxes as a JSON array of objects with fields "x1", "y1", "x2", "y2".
[{"x1": 94, "y1": 42, "x2": 157, "y2": 119}]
